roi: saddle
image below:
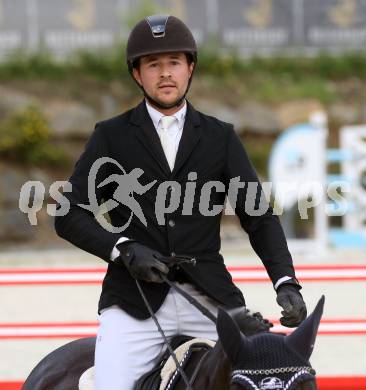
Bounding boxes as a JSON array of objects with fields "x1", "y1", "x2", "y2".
[
  {"x1": 78, "y1": 336, "x2": 215, "y2": 390},
  {"x1": 135, "y1": 335, "x2": 215, "y2": 390}
]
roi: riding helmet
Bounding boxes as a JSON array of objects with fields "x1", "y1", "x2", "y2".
[{"x1": 126, "y1": 14, "x2": 197, "y2": 71}]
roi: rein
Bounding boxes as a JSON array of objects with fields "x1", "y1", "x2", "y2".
[
  {"x1": 162, "y1": 275, "x2": 217, "y2": 324},
  {"x1": 134, "y1": 255, "x2": 218, "y2": 390},
  {"x1": 135, "y1": 256, "x2": 281, "y2": 389}
]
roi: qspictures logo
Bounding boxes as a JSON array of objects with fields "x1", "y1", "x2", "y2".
[{"x1": 18, "y1": 158, "x2": 349, "y2": 233}]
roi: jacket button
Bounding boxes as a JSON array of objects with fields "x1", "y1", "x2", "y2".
[{"x1": 168, "y1": 219, "x2": 175, "y2": 227}]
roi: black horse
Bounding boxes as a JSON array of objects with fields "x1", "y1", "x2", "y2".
[{"x1": 23, "y1": 297, "x2": 324, "y2": 390}]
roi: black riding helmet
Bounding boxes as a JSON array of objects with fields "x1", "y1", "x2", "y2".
[{"x1": 126, "y1": 15, "x2": 197, "y2": 110}]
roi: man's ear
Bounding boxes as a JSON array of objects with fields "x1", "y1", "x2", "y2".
[
  {"x1": 188, "y1": 62, "x2": 195, "y2": 78},
  {"x1": 132, "y1": 68, "x2": 142, "y2": 86}
]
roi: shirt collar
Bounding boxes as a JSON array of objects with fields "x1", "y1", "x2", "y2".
[{"x1": 145, "y1": 99, "x2": 187, "y2": 131}]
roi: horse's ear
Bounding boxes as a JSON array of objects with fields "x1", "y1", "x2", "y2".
[
  {"x1": 217, "y1": 307, "x2": 249, "y2": 363},
  {"x1": 285, "y1": 295, "x2": 325, "y2": 361}
]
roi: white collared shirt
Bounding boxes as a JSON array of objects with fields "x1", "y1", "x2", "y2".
[{"x1": 145, "y1": 99, "x2": 187, "y2": 162}]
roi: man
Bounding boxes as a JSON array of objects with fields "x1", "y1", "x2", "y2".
[{"x1": 54, "y1": 14, "x2": 307, "y2": 390}]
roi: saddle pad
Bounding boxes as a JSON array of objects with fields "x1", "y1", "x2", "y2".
[
  {"x1": 159, "y1": 338, "x2": 215, "y2": 390},
  {"x1": 79, "y1": 366, "x2": 94, "y2": 390}
]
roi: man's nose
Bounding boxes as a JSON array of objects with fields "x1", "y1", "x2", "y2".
[{"x1": 160, "y1": 64, "x2": 172, "y2": 78}]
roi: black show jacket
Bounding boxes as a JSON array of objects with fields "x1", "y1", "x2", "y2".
[{"x1": 54, "y1": 100, "x2": 296, "y2": 319}]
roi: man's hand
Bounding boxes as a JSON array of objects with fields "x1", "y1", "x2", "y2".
[
  {"x1": 228, "y1": 307, "x2": 273, "y2": 337},
  {"x1": 116, "y1": 242, "x2": 169, "y2": 283},
  {"x1": 276, "y1": 284, "x2": 307, "y2": 328}
]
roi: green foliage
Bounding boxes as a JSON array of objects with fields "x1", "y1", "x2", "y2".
[
  {"x1": 0, "y1": 50, "x2": 68, "y2": 79},
  {"x1": 0, "y1": 47, "x2": 127, "y2": 81},
  {"x1": 0, "y1": 106, "x2": 67, "y2": 166},
  {"x1": 0, "y1": 48, "x2": 363, "y2": 105},
  {"x1": 73, "y1": 45, "x2": 128, "y2": 80},
  {"x1": 239, "y1": 73, "x2": 338, "y2": 103},
  {"x1": 3, "y1": 47, "x2": 366, "y2": 85},
  {"x1": 196, "y1": 50, "x2": 366, "y2": 80}
]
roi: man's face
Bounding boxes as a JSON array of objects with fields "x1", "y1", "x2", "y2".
[{"x1": 132, "y1": 52, "x2": 194, "y2": 108}]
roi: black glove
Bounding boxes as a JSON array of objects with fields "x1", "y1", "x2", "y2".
[
  {"x1": 116, "y1": 242, "x2": 169, "y2": 283},
  {"x1": 224, "y1": 307, "x2": 273, "y2": 337},
  {"x1": 276, "y1": 283, "x2": 307, "y2": 328}
]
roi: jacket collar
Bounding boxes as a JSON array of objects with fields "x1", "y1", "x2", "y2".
[
  {"x1": 131, "y1": 99, "x2": 201, "y2": 178},
  {"x1": 145, "y1": 99, "x2": 187, "y2": 132}
]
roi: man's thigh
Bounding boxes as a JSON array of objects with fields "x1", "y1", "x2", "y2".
[
  {"x1": 174, "y1": 283, "x2": 219, "y2": 341},
  {"x1": 94, "y1": 300, "x2": 177, "y2": 390}
]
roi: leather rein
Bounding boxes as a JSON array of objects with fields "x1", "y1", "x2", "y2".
[{"x1": 135, "y1": 255, "x2": 217, "y2": 390}]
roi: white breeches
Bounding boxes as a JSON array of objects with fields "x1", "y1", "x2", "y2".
[{"x1": 94, "y1": 283, "x2": 219, "y2": 390}]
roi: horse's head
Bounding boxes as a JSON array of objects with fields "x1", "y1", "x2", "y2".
[{"x1": 217, "y1": 296, "x2": 325, "y2": 390}]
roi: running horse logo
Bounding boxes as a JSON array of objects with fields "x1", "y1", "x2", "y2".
[
  {"x1": 168, "y1": 0, "x2": 187, "y2": 22},
  {"x1": 243, "y1": 0, "x2": 273, "y2": 29},
  {"x1": 96, "y1": 168, "x2": 156, "y2": 227},
  {"x1": 327, "y1": 0, "x2": 358, "y2": 28},
  {"x1": 79, "y1": 157, "x2": 156, "y2": 233},
  {"x1": 67, "y1": 0, "x2": 96, "y2": 31}
]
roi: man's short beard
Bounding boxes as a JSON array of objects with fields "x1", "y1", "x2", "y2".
[{"x1": 144, "y1": 90, "x2": 186, "y2": 110}]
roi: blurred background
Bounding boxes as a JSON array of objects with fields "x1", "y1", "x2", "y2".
[{"x1": 1, "y1": 1, "x2": 366, "y2": 389}]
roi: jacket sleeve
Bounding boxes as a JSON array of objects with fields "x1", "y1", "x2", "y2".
[
  {"x1": 54, "y1": 122, "x2": 123, "y2": 262},
  {"x1": 223, "y1": 125, "x2": 296, "y2": 285}
]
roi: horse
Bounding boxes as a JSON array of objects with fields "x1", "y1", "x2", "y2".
[
  {"x1": 190, "y1": 297, "x2": 323, "y2": 390},
  {"x1": 23, "y1": 296, "x2": 324, "y2": 390}
]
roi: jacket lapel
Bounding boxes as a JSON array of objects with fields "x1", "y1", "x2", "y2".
[
  {"x1": 130, "y1": 100, "x2": 201, "y2": 178},
  {"x1": 131, "y1": 101, "x2": 171, "y2": 177},
  {"x1": 172, "y1": 101, "x2": 201, "y2": 177}
]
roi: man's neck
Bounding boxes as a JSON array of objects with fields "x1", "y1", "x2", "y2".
[{"x1": 146, "y1": 99, "x2": 186, "y2": 116}]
